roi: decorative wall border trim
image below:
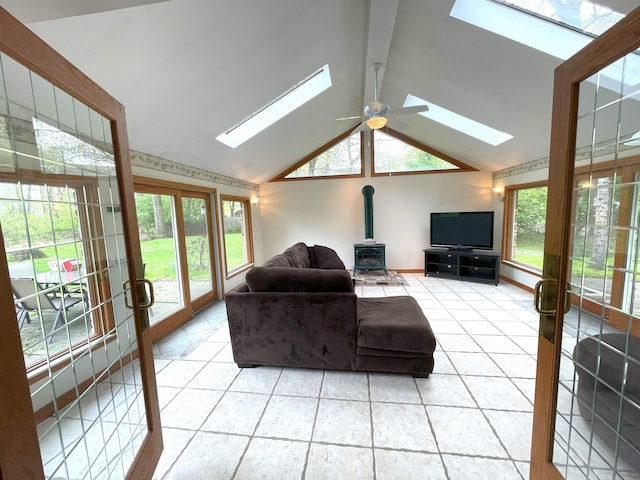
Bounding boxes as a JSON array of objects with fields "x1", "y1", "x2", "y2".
[
  {"x1": 492, "y1": 141, "x2": 638, "y2": 180},
  {"x1": 492, "y1": 156, "x2": 549, "y2": 180},
  {"x1": 130, "y1": 150, "x2": 259, "y2": 191}
]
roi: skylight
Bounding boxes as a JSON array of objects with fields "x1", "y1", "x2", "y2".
[
  {"x1": 216, "y1": 64, "x2": 332, "y2": 148},
  {"x1": 403, "y1": 94, "x2": 513, "y2": 146},
  {"x1": 451, "y1": 0, "x2": 639, "y2": 90},
  {"x1": 451, "y1": 1, "x2": 636, "y2": 65}
]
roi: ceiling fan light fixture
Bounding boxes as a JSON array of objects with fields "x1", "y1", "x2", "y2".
[{"x1": 367, "y1": 116, "x2": 387, "y2": 130}]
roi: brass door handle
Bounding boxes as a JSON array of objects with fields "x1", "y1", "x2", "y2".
[
  {"x1": 535, "y1": 280, "x2": 557, "y2": 315},
  {"x1": 123, "y1": 279, "x2": 155, "y2": 309},
  {"x1": 534, "y1": 279, "x2": 571, "y2": 315}
]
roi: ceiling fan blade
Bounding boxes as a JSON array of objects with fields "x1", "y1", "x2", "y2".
[
  {"x1": 330, "y1": 115, "x2": 363, "y2": 122},
  {"x1": 349, "y1": 121, "x2": 369, "y2": 136},
  {"x1": 389, "y1": 104, "x2": 429, "y2": 116},
  {"x1": 387, "y1": 117, "x2": 408, "y2": 130}
]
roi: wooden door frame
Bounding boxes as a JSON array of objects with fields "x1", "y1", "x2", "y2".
[
  {"x1": 0, "y1": 7, "x2": 162, "y2": 479},
  {"x1": 133, "y1": 178, "x2": 219, "y2": 341},
  {"x1": 530, "y1": 6, "x2": 640, "y2": 479}
]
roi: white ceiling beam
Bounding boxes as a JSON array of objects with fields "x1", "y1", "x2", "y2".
[{"x1": 363, "y1": 0, "x2": 400, "y2": 105}]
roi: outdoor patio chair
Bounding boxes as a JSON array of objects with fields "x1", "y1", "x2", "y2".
[{"x1": 11, "y1": 277, "x2": 84, "y2": 344}]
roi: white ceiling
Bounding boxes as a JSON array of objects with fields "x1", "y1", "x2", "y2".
[{"x1": 2, "y1": 0, "x2": 638, "y2": 184}]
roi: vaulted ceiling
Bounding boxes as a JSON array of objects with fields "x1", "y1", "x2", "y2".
[{"x1": 2, "y1": 0, "x2": 638, "y2": 184}]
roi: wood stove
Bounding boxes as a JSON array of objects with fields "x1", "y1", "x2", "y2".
[
  {"x1": 354, "y1": 185, "x2": 387, "y2": 273},
  {"x1": 353, "y1": 243, "x2": 386, "y2": 274}
]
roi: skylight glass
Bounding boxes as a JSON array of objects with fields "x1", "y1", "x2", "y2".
[
  {"x1": 450, "y1": 0, "x2": 639, "y2": 89},
  {"x1": 216, "y1": 64, "x2": 332, "y2": 148},
  {"x1": 498, "y1": 0, "x2": 623, "y2": 36},
  {"x1": 451, "y1": 0, "x2": 591, "y2": 60},
  {"x1": 403, "y1": 94, "x2": 513, "y2": 146}
]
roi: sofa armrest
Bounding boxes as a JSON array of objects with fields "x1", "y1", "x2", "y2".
[{"x1": 225, "y1": 290, "x2": 358, "y2": 370}]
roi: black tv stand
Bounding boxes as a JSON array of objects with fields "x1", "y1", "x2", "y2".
[{"x1": 424, "y1": 248, "x2": 501, "y2": 285}]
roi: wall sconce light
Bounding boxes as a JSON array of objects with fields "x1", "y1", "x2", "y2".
[
  {"x1": 492, "y1": 187, "x2": 505, "y2": 202},
  {"x1": 250, "y1": 197, "x2": 260, "y2": 205}
]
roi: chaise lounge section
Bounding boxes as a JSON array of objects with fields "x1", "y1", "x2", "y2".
[{"x1": 225, "y1": 242, "x2": 436, "y2": 377}]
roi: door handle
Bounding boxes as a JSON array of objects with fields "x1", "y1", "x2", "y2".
[
  {"x1": 534, "y1": 279, "x2": 571, "y2": 315},
  {"x1": 123, "y1": 278, "x2": 155, "y2": 309}
]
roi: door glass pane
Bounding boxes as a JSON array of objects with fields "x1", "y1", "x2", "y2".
[
  {"x1": 135, "y1": 192, "x2": 183, "y2": 324},
  {"x1": 182, "y1": 195, "x2": 213, "y2": 301},
  {"x1": 553, "y1": 52, "x2": 640, "y2": 477},
  {"x1": 0, "y1": 52, "x2": 149, "y2": 478}
]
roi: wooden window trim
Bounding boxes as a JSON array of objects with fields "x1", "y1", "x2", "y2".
[
  {"x1": 371, "y1": 128, "x2": 477, "y2": 176},
  {"x1": 502, "y1": 180, "x2": 548, "y2": 270}
]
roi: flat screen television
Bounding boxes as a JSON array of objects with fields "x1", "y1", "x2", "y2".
[{"x1": 430, "y1": 211, "x2": 494, "y2": 251}]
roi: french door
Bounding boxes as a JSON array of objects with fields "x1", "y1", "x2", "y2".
[
  {"x1": 0, "y1": 7, "x2": 161, "y2": 479},
  {"x1": 531, "y1": 6, "x2": 640, "y2": 479},
  {"x1": 134, "y1": 182, "x2": 218, "y2": 341}
]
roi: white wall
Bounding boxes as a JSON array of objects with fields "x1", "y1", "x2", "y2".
[{"x1": 259, "y1": 171, "x2": 494, "y2": 270}]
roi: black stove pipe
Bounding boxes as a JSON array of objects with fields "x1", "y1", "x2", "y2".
[{"x1": 362, "y1": 185, "x2": 374, "y2": 239}]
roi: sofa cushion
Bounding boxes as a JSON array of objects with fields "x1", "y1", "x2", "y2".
[
  {"x1": 246, "y1": 266, "x2": 354, "y2": 293},
  {"x1": 263, "y1": 254, "x2": 292, "y2": 268},
  {"x1": 309, "y1": 245, "x2": 346, "y2": 270},
  {"x1": 282, "y1": 242, "x2": 311, "y2": 268},
  {"x1": 357, "y1": 297, "x2": 436, "y2": 354}
]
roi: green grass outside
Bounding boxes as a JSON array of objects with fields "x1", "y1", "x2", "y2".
[
  {"x1": 513, "y1": 232, "x2": 630, "y2": 279},
  {"x1": 25, "y1": 234, "x2": 233, "y2": 281},
  {"x1": 224, "y1": 232, "x2": 247, "y2": 270}
]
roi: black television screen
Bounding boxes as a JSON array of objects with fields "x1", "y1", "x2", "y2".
[{"x1": 430, "y1": 211, "x2": 494, "y2": 250}]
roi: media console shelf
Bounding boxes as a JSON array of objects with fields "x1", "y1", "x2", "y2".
[{"x1": 423, "y1": 248, "x2": 501, "y2": 285}]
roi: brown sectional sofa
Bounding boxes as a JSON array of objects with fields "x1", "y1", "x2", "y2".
[
  {"x1": 224, "y1": 242, "x2": 436, "y2": 377},
  {"x1": 573, "y1": 333, "x2": 640, "y2": 469}
]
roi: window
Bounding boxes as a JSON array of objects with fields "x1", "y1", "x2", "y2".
[
  {"x1": 503, "y1": 182, "x2": 548, "y2": 270},
  {"x1": 372, "y1": 129, "x2": 476, "y2": 175},
  {"x1": 272, "y1": 130, "x2": 364, "y2": 181},
  {"x1": 216, "y1": 64, "x2": 332, "y2": 148},
  {"x1": 403, "y1": 94, "x2": 513, "y2": 146},
  {"x1": 221, "y1": 195, "x2": 254, "y2": 276}
]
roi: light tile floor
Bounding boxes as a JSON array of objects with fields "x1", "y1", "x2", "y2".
[{"x1": 151, "y1": 274, "x2": 539, "y2": 480}]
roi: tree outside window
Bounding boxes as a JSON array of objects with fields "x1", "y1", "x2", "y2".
[
  {"x1": 506, "y1": 184, "x2": 548, "y2": 270},
  {"x1": 221, "y1": 196, "x2": 254, "y2": 276}
]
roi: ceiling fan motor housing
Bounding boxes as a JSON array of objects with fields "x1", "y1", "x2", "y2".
[{"x1": 364, "y1": 102, "x2": 389, "y2": 118}]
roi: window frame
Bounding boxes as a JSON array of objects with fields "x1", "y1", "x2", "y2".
[
  {"x1": 501, "y1": 180, "x2": 548, "y2": 274},
  {"x1": 371, "y1": 128, "x2": 477, "y2": 176},
  {"x1": 220, "y1": 195, "x2": 255, "y2": 278},
  {"x1": 270, "y1": 129, "x2": 365, "y2": 181},
  {"x1": 0, "y1": 169, "x2": 120, "y2": 379}
]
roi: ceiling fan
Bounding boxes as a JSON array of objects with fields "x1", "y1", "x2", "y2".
[{"x1": 335, "y1": 62, "x2": 429, "y2": 135}]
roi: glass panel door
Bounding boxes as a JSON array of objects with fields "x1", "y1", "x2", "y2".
[
  {"x1": 181, "y1": 194, "x2": 214, "y2": 302},
  {"x1": 134, "y1": 191, "x2": 183, "y2": 325},
  {"x1": 0, "y1": 11, "x2": 160, "y2": 478},
  {"x1": 531, "y1": 13, "x2": 640, "y2": 478},
  {"x1": 134, "y1": 186, "x2": 217, "y2": 340}
]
